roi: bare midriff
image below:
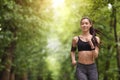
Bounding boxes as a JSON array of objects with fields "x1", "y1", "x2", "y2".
[{"x1": 78, "y1": 51, "x2": 95, "y2": 64}]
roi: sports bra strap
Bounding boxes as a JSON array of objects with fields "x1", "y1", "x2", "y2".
[
  {"x1": 78, "y1": 36, "x2": 80, "y2": 40},
  {"x1": 77, "y1": 36, "x2": 94, "y2": 51}
]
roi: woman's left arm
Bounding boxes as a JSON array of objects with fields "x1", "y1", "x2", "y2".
[{"x1": 92, "y1": 36, "x2": 100, "y2": 58}]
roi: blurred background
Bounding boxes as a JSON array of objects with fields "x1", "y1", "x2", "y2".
[{"x1": 0, "y1": 0, "x2": 120, "y2": 80}]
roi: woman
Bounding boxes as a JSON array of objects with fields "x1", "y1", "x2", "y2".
[{"x1": 70, "y1": 17, "x2": 100, "y2": 80}]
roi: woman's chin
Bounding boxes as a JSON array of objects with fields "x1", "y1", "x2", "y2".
[{"x1": 82, "y1": 30, "x2": 89, "y2": 32}]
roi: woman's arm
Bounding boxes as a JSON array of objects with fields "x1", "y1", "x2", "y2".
[
  {"x1": 70, "y1": 36, "x2": 78, "y2": 66},
  {"x1": 86, "y1": 36, "x2": 100, "y2": 58},
  {"x1": 92, "y1": 36, "x2": 100, "y2": 58}
]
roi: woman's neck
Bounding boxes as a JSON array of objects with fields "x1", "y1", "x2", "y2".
[{"x1": 81, "y1": 31, "x2": 91, "y2": 37}]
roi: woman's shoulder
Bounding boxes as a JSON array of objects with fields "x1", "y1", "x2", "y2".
[
  {"x1": 95, "y1": 36, "x2": 100, "y2": 43},
  {"x1": 72, "y1": 36, "x2": 79, "y2": 43}
]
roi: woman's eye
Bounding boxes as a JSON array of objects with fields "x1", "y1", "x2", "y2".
[
  {"x1": 81, "y1": 23, "x2": 84, "y2": 25},
  {"x1": 81, "y1": 22, "x2": 89, "y2": 25},
  {"x1": 85, "y1": 22, "x2": 88, "y2": 25}
]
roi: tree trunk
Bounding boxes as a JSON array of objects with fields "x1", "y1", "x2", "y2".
[
  {"x1": 21, "y1": 72, "x2": 28, "y2": 80},
  {"x1": 1, "y1": 41, "x2": 16, "y2": 80},
  {"x1": 10, "y1": 67, "x2": 15, "y2": 80},
  {"x1": 112, "y1": 7, "x2": 120, "y2": 80},
  {"x1": 10, "y1": 73, "x2": 15, "y2": 80},
  {"x1": 1, "y1": 25, "x2": 16, "y2": 80},
  {"x1": 103, "y1": 46, "x2": 111, "y2": 80}
]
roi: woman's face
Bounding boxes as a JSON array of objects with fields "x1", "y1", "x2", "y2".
[{"x1": 80, "y1": 19, "x2": 92, "y2": 32}]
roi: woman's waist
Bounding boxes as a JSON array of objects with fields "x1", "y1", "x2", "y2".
[
  {"x1": 77, "y1": 60, "x2": 95, "y2": 65},
  {"x1": 76, "y1": 62, "x2": 97, "y2": 69},
  {"x1": 77, "y1": 62, "x2": 95, "y2": 66}
]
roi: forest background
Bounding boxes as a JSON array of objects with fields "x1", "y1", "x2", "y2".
[{"x1": 0, "y1": 0, "x2": 120, "y2": 80}]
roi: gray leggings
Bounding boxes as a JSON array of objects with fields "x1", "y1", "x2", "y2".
[{"x1": 75, "y1": 63, "x2": 98, "y2": 80}]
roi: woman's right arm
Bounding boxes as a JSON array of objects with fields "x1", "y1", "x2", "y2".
[{"x1": 70, "y1": 36, "x2": 78, "y2": 66}]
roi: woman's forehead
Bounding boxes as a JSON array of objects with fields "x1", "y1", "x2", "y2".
[{"x1": 81, "y1": 19, "x2": 90, "y2": 22}]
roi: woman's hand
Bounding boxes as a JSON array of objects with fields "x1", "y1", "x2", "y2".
[
  {"x1": 85, "y1": 38, "x2": 95, "y2": 49},
  {"x1": 72, "y1": 60, "x2": 77, "y2": 66}
]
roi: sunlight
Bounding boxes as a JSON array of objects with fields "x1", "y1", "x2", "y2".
[
  {"x1": 47, "y1": 38, "x2": 61, "y2": 52},
  {"x1": 52, "y1": 0, "x2": 64, "y2": 8},
  {"x1": 108, "y1": 3, "x2": 112, "y2": 10}
]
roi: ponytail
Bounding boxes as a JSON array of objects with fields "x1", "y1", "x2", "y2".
[{"x1": 90, "y1": 27, "x2": 99, "y2": 47}]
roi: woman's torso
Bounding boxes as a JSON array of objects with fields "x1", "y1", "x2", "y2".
[
  {"x1": 78, "y1": 51, "x2": 94, "y2": 64},
  {"x1": 76, "y1": 35, "x2": 95, "y2": 64}
]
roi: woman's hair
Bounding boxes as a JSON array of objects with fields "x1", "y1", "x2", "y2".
[{"x1": 80, "y1": 17, "x2": 99, "y2": 47}]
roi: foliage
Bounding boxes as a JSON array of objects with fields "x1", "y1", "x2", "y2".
[{"x1": 0, "y1": 0, "x2": 120, "y2": 80}]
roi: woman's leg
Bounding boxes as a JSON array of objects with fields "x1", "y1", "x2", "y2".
[
  {"x1": 87, "y1": 64, "x2": 98, "y2": 80},
  {"x1": 75, "y1": 64, "x2": 88, "y2": 80}
]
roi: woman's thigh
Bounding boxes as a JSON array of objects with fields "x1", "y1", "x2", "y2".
[
  {"x1": 87, "y1": 64, "x2": 98, "y2": 80},
  {"x1": 75, "y1": 66, "x2": 88, "y2": 80}
]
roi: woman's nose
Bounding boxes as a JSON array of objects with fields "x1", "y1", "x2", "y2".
[{"x1": 83, "y1": 24, "x2": 86, "y2": 27}]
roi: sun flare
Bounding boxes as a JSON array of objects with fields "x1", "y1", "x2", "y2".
[{"x1": 52, "y1": 0, "x2": 64, "y2": 8}]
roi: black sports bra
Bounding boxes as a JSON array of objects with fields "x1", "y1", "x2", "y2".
[{"x1": 77, "y1": 36, "x2": 95, "y2": 51}]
